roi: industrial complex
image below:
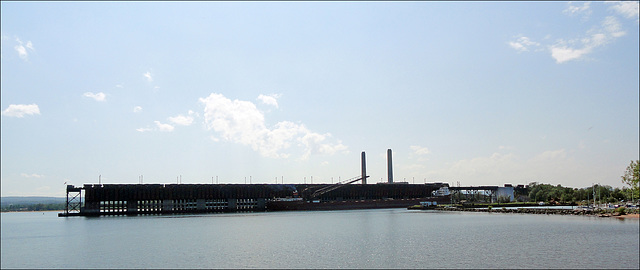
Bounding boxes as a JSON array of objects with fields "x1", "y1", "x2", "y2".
[{"x1": 58, "y1": 149, "x2": 516, "y2": 217}]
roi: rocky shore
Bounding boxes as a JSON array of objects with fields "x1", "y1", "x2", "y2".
[{"x1": 430, "y1": 207, "x2": 638, "y2": 218}]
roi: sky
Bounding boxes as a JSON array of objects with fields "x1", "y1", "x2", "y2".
[{"x1": 1, "y1": 1, "x2": 638, "y2": 197}]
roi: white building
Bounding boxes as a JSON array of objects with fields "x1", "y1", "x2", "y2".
[{"x1": 496, "y1": 186, "x2": 514, "y2": 202}]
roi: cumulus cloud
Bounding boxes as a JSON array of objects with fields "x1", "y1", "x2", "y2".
[
  {"x1": 550, "y1": 16, "x2": 626, "y2": 63},
  {"x1": 257, "y1": 94, "x2": 281, "y2": 108},
  {"x1": 133, "y1": 106, "x2": 142, "y2": 113},
  {"x1": 168, "y1": 113, "x2": 194, "y2": 126},
  {"x1": 563, "y1": 1, "x2": 592, "y2": 19},
  {"x1": 144, "y1": 72, "x2": 153, "y2": 82},
  {"x1": 14, "y1": 38, "x2": 34, "y2": 60},
  {"x1": 2, "y1": 104, "x2": 40, "y2": 118},
  {"x1": 154, "y1": 121, "x2": 174, "y2": 132},
  {"x1": 508, "y1": 36, "x2": 541, "y2": 52},
  {"x1": 410, "y1": 145, "x2": 431, "y2": 155},
  {"x1": 83, "y1": 92, "x2": 107, "y2": 102},
  {"x1": 512, "y1": 3, "x2": 634, "y2": 64},
  {"x1": 199, "y1": 93, "x2": 347, "y2": 159},
  {"x1": 608, "y1": 1, "x2": 640, "y2": 23},
  {"x1": 549, "y1": 46, "x2": 590, "y2": 64},
  {"x1": 14, "y1": 44, "x2": 27, "y2": 59},
  {"x1": 138, "y1": 111, "x2": 196, "y2": 132}
]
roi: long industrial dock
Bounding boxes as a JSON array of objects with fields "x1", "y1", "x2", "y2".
[
  {"x1": 59, "y1": 149, "x2": 455, "y2": 217},
  {"x1": 58, "y1": 182, "x2": 449, "y2": 216}
]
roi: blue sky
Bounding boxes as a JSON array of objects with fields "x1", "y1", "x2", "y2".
[{"x1": 1, "y1": 1, "x2": 638, "y2": 197}]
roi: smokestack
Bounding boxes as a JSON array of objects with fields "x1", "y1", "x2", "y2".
[
  {"x1": 387, "y1": 149, "x2": 393, "y2": 183},
  {"x1": 361, "y1": 151, "x2": 367, "y2": 185}
]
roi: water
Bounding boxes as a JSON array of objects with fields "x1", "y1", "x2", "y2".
[{"x1": 1, "y1": 209, "x2": 638, "y2": 269}]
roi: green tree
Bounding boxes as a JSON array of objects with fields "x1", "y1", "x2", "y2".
[
  {"x1": 560, "y1": 192, "x2": 573, "y2": 203},
  {"x1": 621, "y1": 160, "x2": 639, "y2": 201}
]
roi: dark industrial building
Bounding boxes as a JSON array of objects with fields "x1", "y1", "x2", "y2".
[{"x1": 59, "y1": 149, "x2": 450, "y2": 217}]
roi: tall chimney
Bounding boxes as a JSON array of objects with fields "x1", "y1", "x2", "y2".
[
  {"x1": 387, "y1": 149, "x2": 393, "y2": 183},
  {"x1": 361, "y1": 151, "x2": 367, "y2": 185}
]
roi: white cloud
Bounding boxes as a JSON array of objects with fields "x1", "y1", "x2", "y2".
[
  {"x1": 508, "y1": 36, "x2": 541, "y2": 52},
  {"x1": 1, "y1": 104, "x2": 40, "y2": 118},
  {"x1": 514, "y1": 3, "x2": 633, "y2": 64},
  {"x1": 13, "y1": 37, "x2": 34, "y2": 60},
  {"x1": 608, "y1": 1, "x2": 640, "y2": 23},
  {"x1": 549, "y1": 16, "x2": 626, "y2": 63},
  {"x1": 14, "y1": 44, "x2": 28, "y2": 59},
  {"x1": 601, "y1": 16, "x2": 626, "y2": 38},
  {"x1": 563, "y1": 1, "x2": 592, "y2": 19},
  {"x1": 138, "y1": 111, "x2": 195, "y2": 132},
  {"x1": 21, "y1": 173, "x2": 44, "y2": 178},
  {"x1": 83, "y1": 92, "x2": 107, "y2": 102},
  {"x1": 199, "y1": 93, "x2": 347, "y2": 159},
  {"x1": 133, "y1": 106, "x2": 142, "y2": 113},
  {"x1": 410, "y1": 145, "x2": 431, "y2": 155},
  {"x1": 257, "y1": 94, "x2": 281, "y2": 108},
  {"x1": 144, "y1": 72, "x2": 153, "y2": 82},
  {"x1": 550, "y1": 46, "x2": 590, "y2": 64},
  {"x1": 154, "y1": 121, "x2": 174, "y2": 132},
  {"x1": 168, "y1": 114, "x2": 194, "y2": 126}
]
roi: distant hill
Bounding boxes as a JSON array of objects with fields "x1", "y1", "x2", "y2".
[{"x1": 1, "y1": 196, "x2": 66, "y2": 206}]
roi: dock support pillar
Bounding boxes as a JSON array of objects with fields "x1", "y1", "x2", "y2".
[
  {"x1": 257, "y1": 198, "x2": 266, "y2": 211},
  {"x1": 197, "y1": 199, "x2": 205, "y2": 211},
  {"x1": 84, "y1": 202, "x2": 99, "y2": 215},
  {"x1": 162, "y1": 200, "x2": 173, "y2": 213},
  {"x1": 127, "y1": 201, "x2": 138, "y2": 214},
  {"x1": 228, "y1": 198, "x2": 237, "y2": 212}
]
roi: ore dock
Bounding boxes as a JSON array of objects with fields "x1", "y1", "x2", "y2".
[{"x1": 59, "y1": 150, "x2": 451, "y2": 217}]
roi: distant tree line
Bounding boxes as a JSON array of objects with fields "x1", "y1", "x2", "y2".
[
  {"x1": 1, "y1": 203, "x2": 66, "y2": 212},
  {"x1": 515, "y1": 160, "x2": 639, "y2": 205},
  {"x1": 523, "y1": 182, "x2": 635, "y2": 204}
]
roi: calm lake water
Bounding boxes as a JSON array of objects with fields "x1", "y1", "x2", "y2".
[{"x1": 1, "y1": 209, "x2": 638, "y2": 269}]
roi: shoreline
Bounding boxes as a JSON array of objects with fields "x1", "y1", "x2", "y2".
[
  {"x1": 421, "y1": 207, "x2": 640, "y2": 218},
  {"x1": 1, "y1": 210, "x2": 62, "y2": 213},
  {"x1": 613, "y1": 213, "x2": 639, "y2": 219}
]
